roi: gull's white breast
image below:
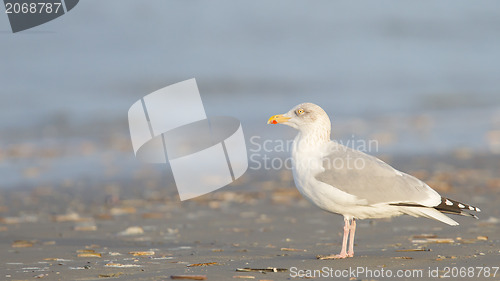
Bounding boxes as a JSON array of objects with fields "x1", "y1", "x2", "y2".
[{"x1": 291, "y1": 136, "x2": 361, "y2": 215}]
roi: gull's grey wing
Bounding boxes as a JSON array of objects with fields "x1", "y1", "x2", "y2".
[{"x1": 315, "y1": 143, "x2": 440, "y2": 206}]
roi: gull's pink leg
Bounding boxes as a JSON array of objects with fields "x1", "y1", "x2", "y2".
[
  {"x1": 339, "y1": 218, "x2": 350, "y2": 257},
  {"x1": 318, "y1": 218, "x2": 350, "y2": 259},
  {"x1": 347, "y1": 219, "x2": 356, "y2": 257}
]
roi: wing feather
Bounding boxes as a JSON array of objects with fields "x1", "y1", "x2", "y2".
[{"x1": 314, "y1": 143, "x2": 441, "y2": 206}]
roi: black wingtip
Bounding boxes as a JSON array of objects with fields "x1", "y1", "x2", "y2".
[
  {"x1": 459, "y1": 211, "x2": 479, "y2": 219},
  {"x1": 435, "y1": 197, "x2": 481, "y2": 217}
]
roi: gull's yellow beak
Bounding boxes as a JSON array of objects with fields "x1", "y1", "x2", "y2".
[{"x1": 267, "y1": 114, "x2": 291, "y2": 124}]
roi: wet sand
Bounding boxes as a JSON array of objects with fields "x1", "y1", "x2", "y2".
[{"x1": 1, "y1": 153, "x2": 499, "y2": 280}]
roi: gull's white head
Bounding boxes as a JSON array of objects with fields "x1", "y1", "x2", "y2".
[{"x1": 267, "y1": 103, "x2": 331, "y2": 139}]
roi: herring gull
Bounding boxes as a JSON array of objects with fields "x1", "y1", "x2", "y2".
[{"x1": 267, "y1": 103, "x2": 480, "y2": 259}]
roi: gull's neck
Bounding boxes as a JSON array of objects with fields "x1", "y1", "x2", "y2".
[{"x1": 293, "y1": 126, "x2": 331, "y2": 153}]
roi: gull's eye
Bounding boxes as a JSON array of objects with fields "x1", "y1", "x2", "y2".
[{"x1": 297, "y1": 109, "x2": 304, "y2": 115}]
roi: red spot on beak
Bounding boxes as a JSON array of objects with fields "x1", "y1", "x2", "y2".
[{"x1": 272, "y1": 120, "x2": 277, "y2": 124}]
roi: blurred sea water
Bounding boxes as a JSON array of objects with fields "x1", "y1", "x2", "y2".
[{"x1": 1, "y1": 1, "x2": 500, "y2": 189}]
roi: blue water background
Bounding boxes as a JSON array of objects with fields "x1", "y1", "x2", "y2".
[{"x1": 1, "y1": 1, "x2": 500, "y2": 188}]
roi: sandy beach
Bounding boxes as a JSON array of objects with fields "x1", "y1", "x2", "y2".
[{"x1": 1, "y1": 151, "x2": 499, "y2": 281}]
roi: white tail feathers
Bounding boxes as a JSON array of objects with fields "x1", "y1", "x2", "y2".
[{"x1": 404, "y1": 207, "x2": 459, "y2": 226}]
